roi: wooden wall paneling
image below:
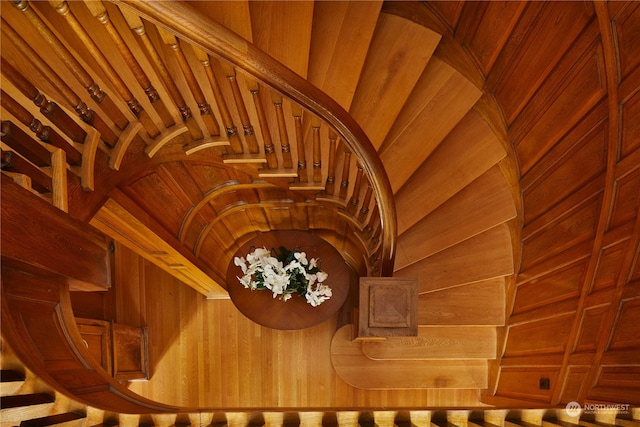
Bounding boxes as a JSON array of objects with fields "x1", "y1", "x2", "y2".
[
  {"x1": 620, "y1": 72, "x2": 640, "y2": 160},
  {"x1": 512, "y1": 259, "x2": 587, "y2": 315},
  {"x1": 458, "y1": 1, "x2": 527, "y2": 77},
  {"x1": 520, "y1": 193, "x2": 602, "y2": 272},
  {"x1": 513, "y1": 36, "x2": 606, "y2": 175},
  {"x1": 490, "y1": 2, "x2": 596, "y2": 127},
  {"x1": 520, "y1": 102, "x2": 608, "y2": 224},
  {"x1": 394, "y1": 110, "x2": 506, "y2": 235},
  {"x1": 611, "y1": 2, "x2": 640, "y2": 82},
  {"x1": 608, "y1": 166, "x2": 640, "y2": 230},
  {"x1": 573, "y1": 304, "x2": 610, "y2": 354},
  {"x1": 559, "y1": 365, "x2": 590, "y2": 403},
  {"x1": 124, "y1": 168, "x2": 193, "y2": 236},
  {"x1": 591, "y1": 239, "x2": 631, "y2": 293},
  {"x1": 495, "y1": 367, "x2": 559, "y2": 403},
  {"x1": 423, "y1": 1, "x2": 464, "y2": 34},
  {"x1": 504, "y1": 312, "x2": 575, "y2": 357}
]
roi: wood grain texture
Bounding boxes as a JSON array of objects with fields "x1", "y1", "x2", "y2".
[{"x1": 362, "y1": 326, "x2": 496, "y2": 360}]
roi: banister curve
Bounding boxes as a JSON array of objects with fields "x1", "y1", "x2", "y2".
[{"x1": 114, "y1": 0, "x2": 397, "y2": 275}]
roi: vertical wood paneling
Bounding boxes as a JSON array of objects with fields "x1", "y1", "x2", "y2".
[{"x1": 612, "y1": 2, "x2": 640, "y2": 81}]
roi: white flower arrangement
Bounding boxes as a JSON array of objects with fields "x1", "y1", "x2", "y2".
[{"x1": 233, "y1": 246, "x2": 332, "y2": 307}]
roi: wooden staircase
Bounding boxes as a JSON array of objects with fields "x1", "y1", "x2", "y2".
[{"x1": 1, "y1": 0, "x2": 518, "y2": 408}]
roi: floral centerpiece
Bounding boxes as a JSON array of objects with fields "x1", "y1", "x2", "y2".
[{"x1": 233, "y1": 246, "x2": 332, "y2": 307}]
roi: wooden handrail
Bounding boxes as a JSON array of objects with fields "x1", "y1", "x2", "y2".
[{"x1": 114, "y1": 0, "x2": 398, "y2": 276}]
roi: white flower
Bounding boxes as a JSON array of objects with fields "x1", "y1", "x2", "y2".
[
  {"x1": 235, "y1": 246, "x2": 331, "y2": 305},
  {"x1": 316, "y1": 271, "x2": 328, "y2": 283},
  {"x1": 294, "y1": 251, "x2": 308, "y2": 265}
]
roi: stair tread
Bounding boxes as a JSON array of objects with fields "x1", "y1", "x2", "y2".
[
  {"x1": 1, "y1": 393, "x2": 55, "y2": 408},
  {"x1": 1, "y1": 369, "x2": 26, "y2": 382},
  {"x1": 361, "y1": 326, "x2": 496, "y2": 360},
  {"x1": 20, "y1": 411, "x2": 86, "y2": 427},
  {"x1": 331, "y1": 325, "x2": 487, "y2": 389}
]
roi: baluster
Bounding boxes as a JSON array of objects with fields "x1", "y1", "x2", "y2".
[
  {"x1": 82, "y1": 0, "x2": 175, "y2": 129},
  {"x1": 193, "y1": 48, "x2": 243, "y2": 152},
  {"x1": 325, "y1": 130, "x2": 337, "y2": 194},
  {"x1": 347, "y1": 165, "x2": 364, "y2": 215},
  {"x1": 363, "y1": 203, "x2": 379, "y2": 238},
  {"x1": 251, "y1": 87, "x2": 277, "y2": 169},
  {"x1": 0, "y1": 149, "x2": 52, "y2": 194},
  {"x1": 227, "y1": 73, "x2": 259, "y2": 154},
  {"x1": 292, "y1": 105, "x2": 307, "y2": 182},
  {"x1": 1, "y1": 121, "x2": 51, "y2": 167},
  {"x1": 312, "y1": 117, "x2": 322, "y2": 183},
  {"x1": 339, "y1": 149, "x2": 352, "y2": 199},
  {"x1": 13, "y1": 1, "x2": 129, "y2": 131},
  {"x1": 1, "y1": 91, "x2": 82, "y2": 166},
  {"x1": 0, "y1": 21, "x2": 118, "y2": 147},
  {"x1": 1, "y1": 59, "x2": 86, "y2": 144},
  {"x1": 119, "y1": 7, "x2": 203, "y2": 142},
  {"x1": 45, "y1": 0, "x2": 159, "y2": 138},
  {"x1": 358, "y1": 184, "x2": 373, "y2": 223},
  {"x1": 157, "y1": 28, "x2": 220, "y2": 137},
  {"x1": 272, "y1": 93, "x2": 293, "y2": 169}
]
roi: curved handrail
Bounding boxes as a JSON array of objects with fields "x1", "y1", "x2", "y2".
[{"x1": 114, "y1": 0, "x2": 397, "y2": 275}]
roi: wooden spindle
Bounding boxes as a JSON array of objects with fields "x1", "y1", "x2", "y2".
[
  {"x1": 347, "y1": 165, "x2": 364, "y2": 215},
  {"x1": 46, "y1": 0, "x2": 159, "y2": 138},
  {"x1": 325, "y1": 130, "x2": 337, "y2": 194},
  {"x1": 227, "y1": 74, "x2": 260, "y2": 154},
  {"x1": 119, "y1": 7, "x2": 203, "y2": 142},
  {"x1": 83, "y1": 0, "x2": 175, "y2": 129},
  {"x1": 1, "y1": 91, "x2": 82, "y2": 166},
  {"x1": 339, "y1": 149, "x2": 352, "y2": 199},
  {"x1": 312, "y1": 117, "x2": 322, "y2": 183},
  {"x1": 0, "y1": 20, "x2": 119, "y2": 147},
  {"x1": 157, "y1": 28, "x2": 220, "y2": 137},
  {"x1": 251, "y1": 88, "x2": 277, "y2": 169},
  {"x1": 363, "y1": 204, "x2": 379, "y2": 238},
  {"x1": 272, "y1": 92, "x2": 293, "y2": 169},
  {"x1": 193, "y1": 48, "x2": 243, "y2": 152},
  {"x1": 358, "y1": 184, "x2": 374, "y2": 223},
  {"x1": 0, "y1": 149, "x2": 52, "y2": 193},
  {"x1": 1, "y1": 58, "x2": 86, "y2": 144},
  {"x1": 1, "y1": 121, "x2": 51, "y2": 167},
  {"x1": 13, "y1": 1, "x2": 129, "y2": 131},
  {"x1": 292, "y1": 105, "x2": 307, "y2": 183}
]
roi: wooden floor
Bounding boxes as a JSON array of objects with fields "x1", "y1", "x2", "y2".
[{"x1": 109, "y1": 244, "x2": 486, "y2": 410}]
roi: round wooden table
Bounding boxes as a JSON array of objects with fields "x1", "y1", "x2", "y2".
[{"x1": 226, "y1": 230, "x2": 352, "y2": 330}]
